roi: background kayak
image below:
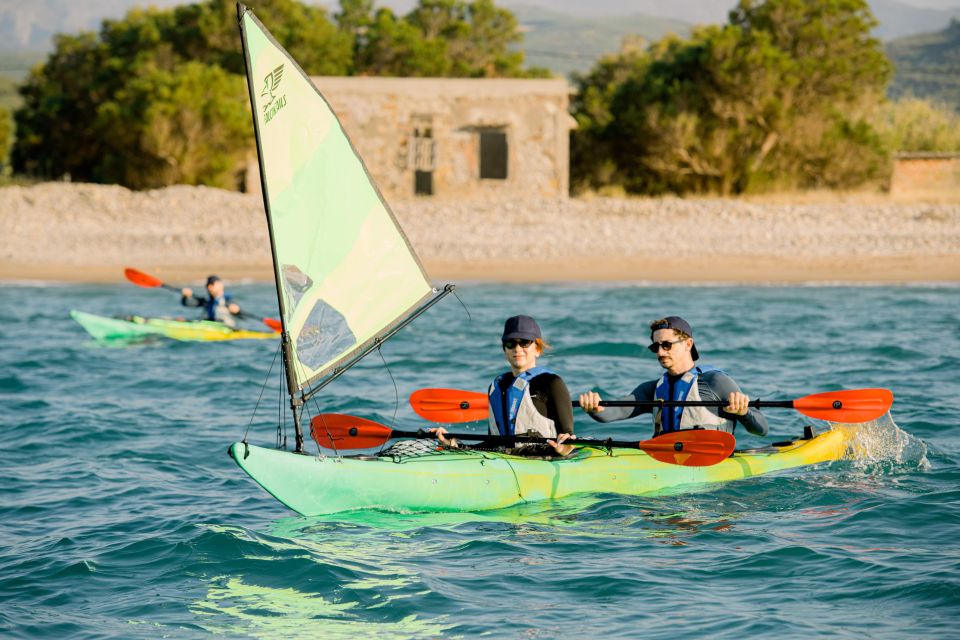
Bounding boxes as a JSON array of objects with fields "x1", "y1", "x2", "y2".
[
  {"x1": 1, "y1": 283, "x2": 951, "y2": 639},
  {"x1": 70, "y1": 309, "x2": 277, "y2": 341}
]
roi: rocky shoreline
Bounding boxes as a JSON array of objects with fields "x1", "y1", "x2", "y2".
[{"x1": 1, "y1": 182, "x2": 958, "y2": 283}]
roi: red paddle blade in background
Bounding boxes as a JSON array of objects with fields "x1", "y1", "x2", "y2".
[
  {"x1": 124, "y1": 267, "x2": 164, "y2": 288},
  {"x1": 409, "y1": 388, "x2": 489, "y2": 423}
]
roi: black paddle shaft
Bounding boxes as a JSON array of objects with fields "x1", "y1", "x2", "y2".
[
  {"x1": 392, "y1": 428, "x2": 644, "y2": 448},
  {"x1": 576, "y1": 399, "x2": 794, "y2": 409}
]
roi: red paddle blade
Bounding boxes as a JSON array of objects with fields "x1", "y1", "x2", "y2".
[
  {"x1": 124, "y1": 267, "x2": 163, "y2": 288},
  {"x1": 263, "y1": 317, "x2": 282, "y2": 332},
  {"x1": 410, "y1": 388, "x2": 489, "y2": 423},
  {"x1": 638, "y1": 430, "x2": 735, "y2": 467},
  {"x1": 793, "y1": 388, "x2": 893, "y2": 423},
  {"x1": 310, "y1": 414, "x2": 394, "y2": 449}
]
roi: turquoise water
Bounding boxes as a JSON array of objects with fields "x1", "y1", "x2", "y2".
[{"x1": 1, "y1": 282, "x2": 956, "y2": 639}]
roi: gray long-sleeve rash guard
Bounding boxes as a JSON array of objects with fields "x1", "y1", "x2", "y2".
[{"x1": 587, "y1": 370, "x2": 769, "y2": 436}]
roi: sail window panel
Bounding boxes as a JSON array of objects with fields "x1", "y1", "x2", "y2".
[{"x1": 479, "y1": 129, "x2": 508, "y2": 180}]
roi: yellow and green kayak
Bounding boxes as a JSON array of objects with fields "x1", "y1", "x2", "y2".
[
  {"x1": 228, "y1": 426, "x2": 854, "y2": 516},
  {"x1": 70, "y1": 310, "x2": 277, "y2": 342}
]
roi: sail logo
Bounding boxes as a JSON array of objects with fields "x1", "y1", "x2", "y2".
[{"x1": 260, "y1": 64, "x2": 287, "y2": 123}]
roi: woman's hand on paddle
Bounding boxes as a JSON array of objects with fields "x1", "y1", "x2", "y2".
[
  {"x1": 227, "y1": 302, "x2": 241, "y2": 315},
  {"x1": 428, "y1": 427, "x2": 457, "y2": 448},
  {"x1": 578, "y1": 391, "x2": 604, "y2": 413},
  {"x1": 724, "y1": 391, "x2": 750, "y2": 416},
  {"x1": 547, "y1": 432, "x2": 576, "y2": 456}
]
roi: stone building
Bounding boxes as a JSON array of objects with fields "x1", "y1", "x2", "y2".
[
  {"x1": 250, "y1": 77, "x2": 575, "y2": 201},
  {"x1": 890, "y1": 152, "x2": 960, "y2": 196}
]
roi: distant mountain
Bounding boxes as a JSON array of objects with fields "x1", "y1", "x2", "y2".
[
  {"x1": 871, "y1": 0, "x2": 960, "y2": 40},
  {"x1": 0, "y1": 0, "x2": 182, "y2": 53},
  {"x1": 886, "y1": 18, "x2": 960, "y2": 109},
  {"x1": 510, "y1": 5, "x2": 690, "y2": 77},
  {"x1": 473, "y1": 0, "x2": 960, "y2": 40},
  {"x1": 505, "y1": 0, "x2": 732, "y2": 23}
]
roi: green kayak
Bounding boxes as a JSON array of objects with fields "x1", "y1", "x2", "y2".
[
  {"x1": 228, "y1": 427, "x2": 854, "y2": 516},
  {"x1": 70, "y1": 310, "x2": 277, "y2": 342}
]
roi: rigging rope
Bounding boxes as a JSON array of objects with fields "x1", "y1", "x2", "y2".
[
  {"x1": 375, "y1": 345, "x2": 400, "y2": 456},
  {"x1": 242, "y1": 342, "x2": 282, "y2": 444}
]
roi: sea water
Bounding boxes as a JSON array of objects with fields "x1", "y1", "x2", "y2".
[{"x1": 0, "y1": 282, "x2": 956, "y2": 639}]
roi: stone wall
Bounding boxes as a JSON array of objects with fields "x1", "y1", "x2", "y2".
[
  {"x1": 247, "y1": 77, "x2": 575, "y2": 202},
  {"x1": 890, "y1": 153, "x2": 960, "y2": 196}
]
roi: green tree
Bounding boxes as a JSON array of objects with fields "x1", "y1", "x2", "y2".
[
  {"x1": 0, "y1": 107, "x2": 11, "y2": 170},
  {"x1": 96, "y1": 61, "x2": 250, "y2": 188},
  {"x1": 12, "y1": 31, "x2": 108, "y2": 179},
  {"x1": 12, "y1": 0, "x2": 351, "y2": 188},
  {"x1": 573, "y1": 0, "x2": 893, "y2": 195},
  {"x1": 358, "y1": 8, "x2": 451, "y2": 76},
  {"x1": 872, "y1": 97, "x2": 960, "y2": 152},
  {"x1": 354, "y1": 0, "x2": 541, "y2": 77},
  {"x1": 408, "y1": 0, "x2": 525, "y2": 76},
  {"x1": 337, "y1": 0, "x2": 375, "y2": 39},
  {"x1": 570, "y1": 37, "x2": 650, "y2": 191}
]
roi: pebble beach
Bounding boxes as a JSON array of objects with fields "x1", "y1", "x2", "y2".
[{"x1": 1, "y1": 182, "x2": 958, "y2": 284}]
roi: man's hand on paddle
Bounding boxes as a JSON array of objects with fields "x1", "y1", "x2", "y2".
[
  {"x1": 724, "y1": 391, "x2": 750, "y2": 416},
  {"x1": 578, "y1": 391, "x2": 604, "y2": 413}
]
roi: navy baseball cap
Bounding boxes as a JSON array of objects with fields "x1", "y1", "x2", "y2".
[
  {"x1": 502, "y1": 315, "x2": 541, "y2": 341},
  {"x1": 206, "y1": 275, "x2": 222, "y2": 286},
  {"x1": 650, "y1": 316, "x2": 699, "y2": 360}
]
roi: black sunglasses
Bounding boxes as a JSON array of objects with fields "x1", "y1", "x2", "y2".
[
  {"x1": 503, "y1": 338, "x2": 535, "y2": 350},
  {"x1": 647, "y1": 338, "x2": 685, "y2": 353}
]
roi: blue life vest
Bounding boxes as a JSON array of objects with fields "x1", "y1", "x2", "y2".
[
  {"x1": 489, "y1": 366, "x2": 553, "y2": 436},
  {"x1": 654, "y1": 365, "x2": 721, "y2": 433},
  {"x1": 203, "y1": 293, "x2": 233, "y2": 322}
]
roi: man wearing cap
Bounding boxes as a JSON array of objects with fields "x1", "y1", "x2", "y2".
[
  {"x1": 578, "y1": 316, "x2": 768, "y2": 436},
  {"x1": 181, "y1": 275, "x2": 242, "y2": 327}
]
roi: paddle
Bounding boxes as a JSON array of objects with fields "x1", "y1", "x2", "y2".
[
  {"x1": 124, "y1": 267, "x2": 282, "y2": 331},
  {"x1": 409, "y1": 388, "x2": 894, "y2": 424},
  {"x1": 308, "y1": 414, "x2": 735, "y2": 467}
]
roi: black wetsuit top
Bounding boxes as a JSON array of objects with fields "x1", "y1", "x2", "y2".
[{"x1": 494, "y1": 371, "x2": 575, "y2": 436}]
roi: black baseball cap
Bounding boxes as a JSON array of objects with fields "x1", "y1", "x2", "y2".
[
  {"x1": 206, "y1": 275, "x2": 222, "y2": 286},
  {"x1": 502, "y1": 315, "x2": 541, "y2": 341},
  {"x1": 650, "y1": 316, "x2": 699, "y2": 360}
]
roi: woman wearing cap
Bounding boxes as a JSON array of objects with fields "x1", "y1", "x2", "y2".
[
  {"x1": 180, "y1": 275, "x2": 242, "y2": 327},
  {"x1": 435, "y1": 315, "x2": 576, "y2": 456},
  {"x1": 578, "y1": 316, "x2": 768, "y2": 437}
]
